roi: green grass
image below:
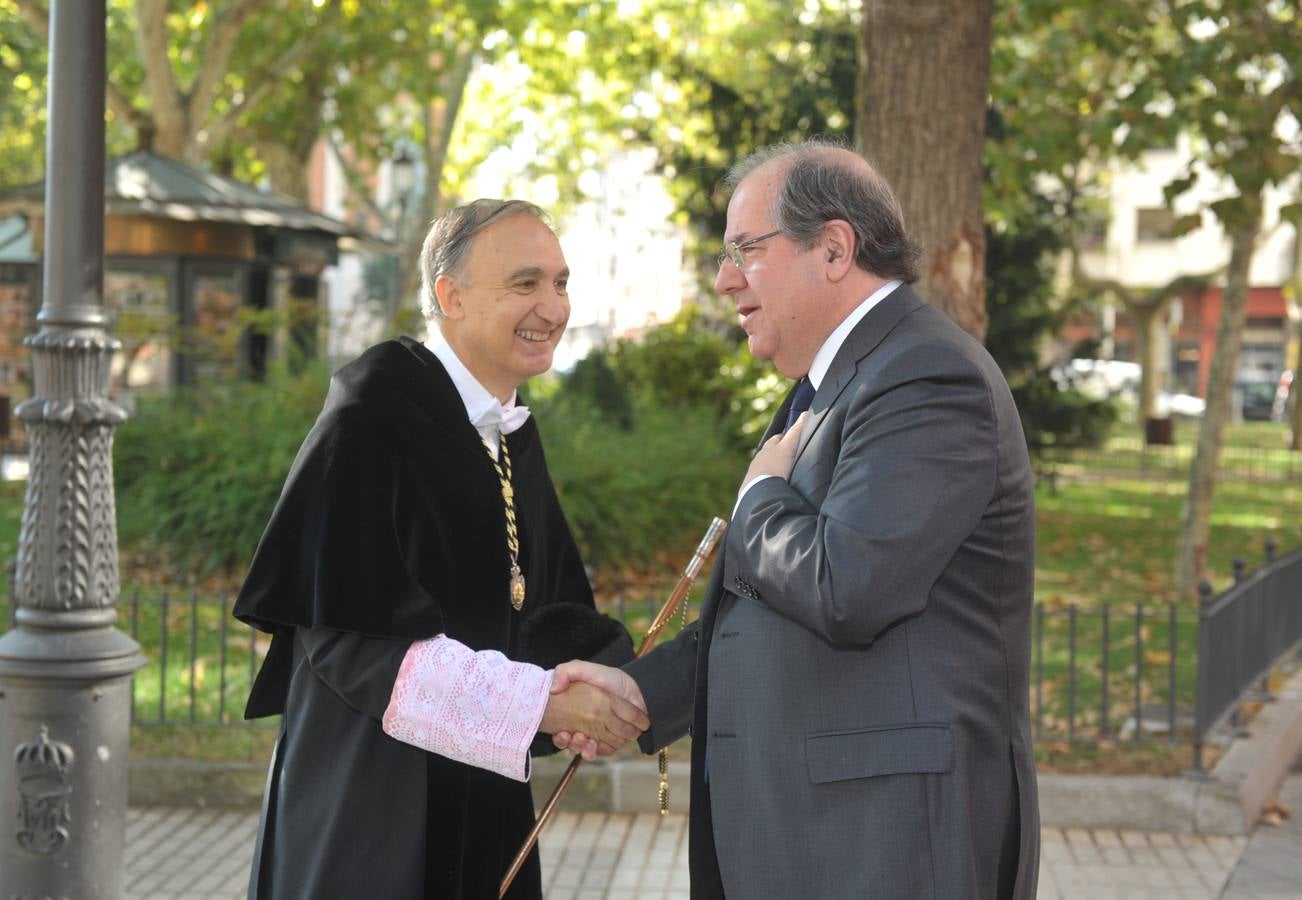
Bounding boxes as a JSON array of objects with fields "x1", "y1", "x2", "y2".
[
  {"x1": 1036, "y1": 477, "x2": 1302, "y2": 608},
  {"x1": 1045, "y1": 418, "x2": 1301, "y2": 485},
  {"x1": 1030, "y1": 435, "x2": 1301, "y2": 751},
  {"x1": 1031, "y1": 602, "x2": 1200, "y2": 743},
  {"x1": 121, "y1": 592, "x2": 266, "y2": 727},
  {"x1": 0, "y1": 480, "x2": 21, "y2": 600}
]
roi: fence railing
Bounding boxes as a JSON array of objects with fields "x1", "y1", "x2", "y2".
[
  {"x1": 1194, "y1": 542, "x2": 1302, "y2": 771},
  {"x1": 1033, "y1": 601, "x2": 1198, "y2": 747},
  {"x1": 121, "y1": 591, "x2": 271, "y2": 728},
  {"x1": 1, "y1": 545, "x2": 1298, "y2": 764}
]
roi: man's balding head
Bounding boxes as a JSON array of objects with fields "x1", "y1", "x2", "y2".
[{"x1": 723, "y1": 139, "x2": 921, "y2": 284}]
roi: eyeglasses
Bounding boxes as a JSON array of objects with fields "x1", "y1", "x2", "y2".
[{"x1": 717, "y1": 230, "x2": 782, "y2": 269}]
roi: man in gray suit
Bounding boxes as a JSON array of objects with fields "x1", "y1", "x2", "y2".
[{"x1": 554, "y1": 139, "x2": 1039, "y2": 898}]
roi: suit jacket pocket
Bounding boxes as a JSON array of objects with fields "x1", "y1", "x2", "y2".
[{"x1": 805, "y1": 723, "x2": 954, "y2": 784}]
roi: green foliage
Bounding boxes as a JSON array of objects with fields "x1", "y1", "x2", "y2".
[
  {"x1": 113, "y1": 365, "x2": 329, "y2": 581},
  {"x1": 984, "y1": 195, "x2": 1117, "y2": 457},
  {"x1": 104, "y1": 314, "x2": 758, "y2": 587},
  {"x1": 988, "y1": 0, "x2": 1297, "y2": 230},
  {"x1": 566, "y1": 306, "x2": 784, "y2": 452},
  {"x1": 629, "y1": 1, "x2": 858, "y2": 278},
  {"x1": 541, "y1": 306, "x2": 785, "y2": 574},
  {"x1": 562, "y1": 351, "x2": 633, "y2": 430},
  {"x1": 0, "y1": 479, "x2": 21, "y2": 601},
  {"x1": 533, "y1": 391, "x2": 743, "y2": 577},
  {"x1": 0, "y1": 4, "x2": 44, "y2": 187}
]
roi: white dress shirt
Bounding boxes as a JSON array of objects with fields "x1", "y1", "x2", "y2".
[{"x1": 424, "y1": 328, "x2": 530, "y2": 458}]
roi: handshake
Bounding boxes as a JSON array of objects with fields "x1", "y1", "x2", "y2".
[{"x1": 540, "y1": 661, "x2": 649, "y2": 760}]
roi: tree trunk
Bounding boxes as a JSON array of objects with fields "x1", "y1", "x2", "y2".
[
  {"x1": 1290, "y1": 307, "x2": 1302, "y2": 451},
  {"x1": 1291, "y1": 328, "x2": 1302, "y2": 451},
  {"x1": 1129, "y1": 300, "x2": 1170, "y2": 427},
  {"x1": 258, "y1": 143, "x2": 310, "y2": 202},
  {"x1": 1175, "y1": 198, "x2": 1262, "y2": 592},
  {"x1": 1287, "y1": 241, "x2": 1302, "y2": 451},
  {"x1": 394, "y1": 48, "x2": 476, "y2": 332},
  {"x1": 856, "y1": 0, "x2": 994, "y2": 340}
]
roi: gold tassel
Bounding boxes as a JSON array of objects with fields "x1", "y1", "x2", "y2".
[
  {"x1": 655, "y1": 585, "x2": 689, "y2": 815},
  {"x1": 657, "y1": 747, "x2": 670, "y2": 815}
]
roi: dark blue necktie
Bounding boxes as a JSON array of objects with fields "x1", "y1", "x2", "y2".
[{"x1": 783, "y1": 377, "x2": 816, "y2": 432}]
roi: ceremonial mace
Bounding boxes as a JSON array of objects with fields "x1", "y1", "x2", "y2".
[{"x1": 500, "y1": 516, "x2": 727, "y2": 898}]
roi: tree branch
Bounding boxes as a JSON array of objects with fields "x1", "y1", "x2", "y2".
[
  {"x1": 1135, "y1": 271, "x2": 1221, "y2": 309},
  {"x1": 13, "y1": 0, "x2": 47, "y2": 39},
  {"x1": 198, "y1": 23, "x2": 328, "y2": 154},
  {"x1": 186, "y1": 0, "x2": 283, "y2": 131},
  {"x1": 424, "y1": 44, "x2": 476, "y2": 216},
  {"x1": 134, "y1": 0, "x2": 185, "y2": 128},
  {"x1": 17, "y1": 0, "x2": 152, "y2": 138},
  {"x1": 1071, "y1": 233, "x2": 1223, "y2": 313},
  {"x1": 1064, "y1": 165, "x2": 1226, "y2": 316},
  {"x1": 325, "y1": 133, "x2": 394, "y2": 230}
]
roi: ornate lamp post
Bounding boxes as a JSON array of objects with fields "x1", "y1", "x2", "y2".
[
  {"x1": 0, "y1": 3, "x2": 146, "y2": 897},
  {"x1": 391, "y1": 144, "x2": 417, "y2": 228}
]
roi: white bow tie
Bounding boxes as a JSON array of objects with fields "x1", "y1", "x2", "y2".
[{"x1": 476, "y1": 402, "x2": 531, "y2": 435}]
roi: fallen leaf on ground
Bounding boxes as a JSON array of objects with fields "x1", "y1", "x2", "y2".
[{"x1": 1260, "y1": 802, "x2": 1291, "y2": 827}]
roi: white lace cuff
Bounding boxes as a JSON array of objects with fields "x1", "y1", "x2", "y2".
[{"x1": 382, "y1": 635, "x2": 553, "y2": 782}]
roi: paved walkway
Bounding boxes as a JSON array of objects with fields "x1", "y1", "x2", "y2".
[
  {"x1": 1221, "y1": 775, "x2": 1302, "y2": 899},
  {"x1": 123, "y1": 794, "x2": 1302, "y2": 900}
]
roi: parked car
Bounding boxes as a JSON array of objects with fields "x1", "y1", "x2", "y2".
[
  {"x1": 1155, "y1": 391, "x2": 1205, "y2": 418},
  {"x1": 1052, "y1": 358, "x2": 1141, "y2": 400},
  {"x1": 1236, "y1": 371, "x2": 1292, "y2": 422}
]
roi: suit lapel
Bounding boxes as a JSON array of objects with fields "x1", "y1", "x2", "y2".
[
  {"x1": 793, "y1": 284, "x2": 926, "y2": 462},
  {"x1": 756, "y1": 382, "x2": 798, "y2": 448}
]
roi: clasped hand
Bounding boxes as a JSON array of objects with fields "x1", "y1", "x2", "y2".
[{"x1": 540, "y1": 660, "x2": 648, "y2": 761}]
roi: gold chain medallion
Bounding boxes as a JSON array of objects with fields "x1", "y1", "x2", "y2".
[{"x1": 482, "y1": 433, "x2": 525, "y2": 611}]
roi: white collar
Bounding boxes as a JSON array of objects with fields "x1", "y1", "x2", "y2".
[
  {"x1": 424, "y1": 328, "x2": 530, "y2": 435},
  {"x1": 806, "y1": 280, "x2": 902, "y2": 390}
]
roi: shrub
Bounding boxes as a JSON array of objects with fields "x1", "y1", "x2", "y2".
[
  {"x1": 568, "y1": 306, "x2": 786, "y2": 453},
  {"x1": 534, "y1": 393, "x2": 744, "y2": 577},
  {"x1": 114, "y1": 366, "x2": 329, "y2": 582}
]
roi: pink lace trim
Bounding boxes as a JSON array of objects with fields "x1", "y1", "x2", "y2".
[{"x1": 382, "y1": 635, "x2": 553, "y2": 782}]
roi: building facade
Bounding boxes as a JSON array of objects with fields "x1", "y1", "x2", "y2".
[{"x1": 1073, "y1": 135, "x2": 1299, "y2": 408}]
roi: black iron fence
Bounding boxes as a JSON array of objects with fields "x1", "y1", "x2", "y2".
[
  {"x1": 1033, "y1": 600, "x2": 1199, "y2": 747},
  {"x1": 120, "y1": 591, "x2": 271, "y2": 728},
  {"x1": 1, "y1": 545, "x2": 1298, "y2": 763},
  {"x1": 1194, "y1": 542, "x2": 1302, "y2": 770}
]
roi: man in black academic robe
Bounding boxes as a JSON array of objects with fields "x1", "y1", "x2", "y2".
[{"x1": 235, "y1": 200, "x2": 643, "y2": 900}]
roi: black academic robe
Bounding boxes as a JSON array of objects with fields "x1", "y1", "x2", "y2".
[{"x1": 234, "y1": 337, "x2": 628, "y2": 900}]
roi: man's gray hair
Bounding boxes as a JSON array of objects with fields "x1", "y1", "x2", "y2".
[
  {"x1": 418, "y1": 198, "x2": 550, "y2": 319},
  {"x1": 724, "y1": 138, "x2": 922, "y2": 283}
]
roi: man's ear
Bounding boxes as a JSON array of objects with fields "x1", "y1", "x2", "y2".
[
  {"x1": 821, "y1": 220, "x2": 856, "y2": 281},
  {"x1": 433, "y1": 274, "x2": 463, "y2": 320}
]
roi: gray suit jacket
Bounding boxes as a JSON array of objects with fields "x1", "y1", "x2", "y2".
[{"x1": 627, "y1": 285, "x2": 1039, "y2": 899}]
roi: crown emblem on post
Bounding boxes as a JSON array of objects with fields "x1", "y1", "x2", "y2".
[{"x1": 14, "y1": 724, "x2": 75, "y2": 855}]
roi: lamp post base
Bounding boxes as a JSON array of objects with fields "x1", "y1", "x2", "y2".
[{"x1": 0, "y1": 622, "x2": 145, "y2": 900}]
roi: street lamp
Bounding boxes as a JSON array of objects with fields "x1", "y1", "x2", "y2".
[
  {"x1": 391, "y1": 145, "x2": 416, "y2": 236},
  {"x1": 0, "y1": 3, "x2": 146, "y2": 897}
]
